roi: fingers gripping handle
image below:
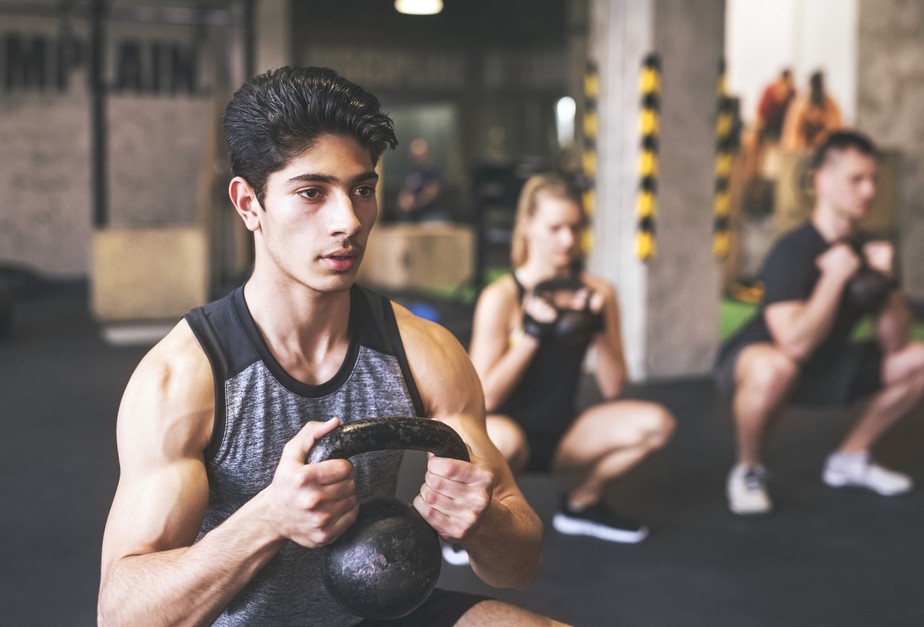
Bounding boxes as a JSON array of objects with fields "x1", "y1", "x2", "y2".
[{"x1": 306, "y1": 417, "x2": 470, "y2": 465}]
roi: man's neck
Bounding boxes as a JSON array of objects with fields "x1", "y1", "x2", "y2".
[
  {"x1": 243, "y1": 278, "x2": 353, "y2": 385},
  {"x1": 812, "y1": 205, "x2": 855, "y2": 243}
]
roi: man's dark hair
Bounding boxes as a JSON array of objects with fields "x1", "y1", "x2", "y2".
[
  {"x1": 811, "y1": 129, "x2": 878, "y2": 170},
  {"x1": 223, "y1": 66, "x2": 398, "y2": 204}
]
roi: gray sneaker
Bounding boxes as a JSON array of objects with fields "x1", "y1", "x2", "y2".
[
  {"x1": 823, "y1": 451, "x2": 912, "y2": 496},
  {"x1": 727, "y1": 465, "x2": 772, "y2": 516}
]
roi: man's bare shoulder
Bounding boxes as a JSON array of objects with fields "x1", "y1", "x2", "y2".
[
  {"x1": 118, "y1": 319, "x2": 214, "y2": 458},
  {"x1": 133, "y1": 320, "x2": 212, "y2": 396},
  {"x1": 391, "y1": 301, "x2": 482, "y2": 415},
  {"x1": 391, "y1": 301, "x2": 464, "y2": 357}
]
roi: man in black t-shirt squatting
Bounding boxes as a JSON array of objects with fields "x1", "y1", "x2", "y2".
[{"x1": 715, "y1": 130, "x2": 924, "y2": 516}]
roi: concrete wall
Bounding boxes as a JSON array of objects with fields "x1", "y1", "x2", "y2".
[
  {"x1": 587, "y1": 0, "x2": 724, "y2": 381},
  {"x1": 856, "y1": 0, "x2": 924, "y2": 301},
  {"x1": 0, "y1": 91, "x2": 94, "y2": 276},
  {"x1": 256, "y1": 0, "x2": 291, "y2": 74},
  {"x1": 0, "y1": 12, "x2": 227, "y2": 278}
]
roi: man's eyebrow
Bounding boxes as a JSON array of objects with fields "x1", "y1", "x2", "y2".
[{"x1": 286, "y1": 171, "x2": 379, "y2": 185}]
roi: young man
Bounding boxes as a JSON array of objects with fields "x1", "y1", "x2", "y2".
[
  {"x1": 97, "y1": 66, "x2": 558, "y2": 626},
  {"x1": 468, "y1": 173, "x2": 674, "y2": 545},
  {"x1": 716, "y1": 130, "x2": 924, "y2": 516}
]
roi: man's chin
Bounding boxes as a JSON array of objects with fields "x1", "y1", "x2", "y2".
[{"x1": 324, "y1": 269, "x2": 361, "y2": 291}]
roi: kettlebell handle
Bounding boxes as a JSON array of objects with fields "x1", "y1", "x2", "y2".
[
  {"x1": 840, "y1": 235, "x2": 869, "y2": 266},
  {"x1": 306, "y1": 417, "x2": 470, "y2": 465}
]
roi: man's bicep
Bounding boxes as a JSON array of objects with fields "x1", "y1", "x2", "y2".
[
  {"x1": 393, "y1": 308, "x2": 524, "y2": 481},
  {"x1": 764, "y1": 300, "x2": 806, "y2": 342},
  {"x1": 396, "y1": 306, "x2": 484, "y2": 418},
  {"x1": 103, "y1": 456, "x2": 210, "y2": 563},
  {"x1": 102, "y1": 328, "x2": 214, "y2": 571}
]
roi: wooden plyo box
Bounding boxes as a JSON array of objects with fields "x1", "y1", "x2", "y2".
[
  {"x1": 358, "y1": 224, "x2": 474, "y2": 291},
  {"x1": 91, "y1": 227, "x2": 209, "y2": 321}
]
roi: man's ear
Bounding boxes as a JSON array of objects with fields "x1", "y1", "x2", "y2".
[
  {"x1": 811, "y1": 159, "x2": 829, "y2": 196},
  {"x1": 229, "y1": 176, "x2": 263, "y2": 232}
]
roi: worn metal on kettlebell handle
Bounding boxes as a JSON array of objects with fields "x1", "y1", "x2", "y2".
[
  {"x1": 307, "y1": 417, "x2": 470, "y2": 620},
  {"x1": 306, "y1": 416, "x2": 469, "y2": 465}
]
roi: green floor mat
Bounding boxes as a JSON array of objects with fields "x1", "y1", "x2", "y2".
[{"x1": 719, "y1": 299, "x2": 924, "y2": 341}]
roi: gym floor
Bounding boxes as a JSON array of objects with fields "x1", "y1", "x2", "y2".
[{"x1": 2, "y1": 280, "x2": 923, "y2": 626}]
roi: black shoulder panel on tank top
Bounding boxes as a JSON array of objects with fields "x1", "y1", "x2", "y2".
[{"x1": 184, "y1": 287, "x2": 258, "y2": 462}]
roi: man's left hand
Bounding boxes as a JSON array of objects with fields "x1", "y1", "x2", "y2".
[
  {"x1": 413, "y1": 453, "x2": 496, "y2": 543},
  {"x1": 864, "y1": 240, "x2": 895, "y2": 278}
]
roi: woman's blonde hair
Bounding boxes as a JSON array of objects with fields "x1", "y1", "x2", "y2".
[{"x1": 510, "y1": 172, "x2": 586, "y2": 268}]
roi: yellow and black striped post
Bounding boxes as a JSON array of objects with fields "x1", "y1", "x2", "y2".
[
  {"x1": 713, "y1": 59, "x2": 735, "y2": 259},
  {"x1": 580, "y1": 60, "x2": 599, "y2": 254},
  {"x1": 635, "y1": 53, "x2": 660, "y2": 261},
  {"x1": 581, "y1": 61, "x2": 600, "y2": 254}
]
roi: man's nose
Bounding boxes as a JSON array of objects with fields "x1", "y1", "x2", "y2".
[{"x1": 329, "y1": 191, "x2": 362, "y2": 236}]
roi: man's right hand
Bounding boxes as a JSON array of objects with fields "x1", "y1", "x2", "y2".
[
  {"x1": 266, "y1": 417, "x2": 358, "y2": 548},
  {"x1": 816, "y1": 242, "x2": 861, "y2": 283}
]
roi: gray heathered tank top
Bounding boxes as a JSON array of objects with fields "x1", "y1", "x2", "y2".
[{"x1": 185, "y1": 284, "x2": 424, "y2": 626}]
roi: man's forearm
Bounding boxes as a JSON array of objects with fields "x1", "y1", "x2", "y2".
[
  {"x1": 770, "y1": 276, "x2": 844, "y2": 361},
  {"x1": 464, "y1": 495, "x2": 543, "y2": 589},
  {"x1": 99, "y1": 493, "x2": 284, "y2": 626}
]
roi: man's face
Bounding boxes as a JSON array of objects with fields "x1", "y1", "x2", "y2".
[
  {"x1": 253, "y1": 133, "x2": 379, "y2": 293},
  {"x1": 815, "y1": 147, "x2": 878, "y2": 223}
]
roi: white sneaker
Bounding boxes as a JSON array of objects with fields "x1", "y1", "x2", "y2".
[
  {"x1": 441, "y1": 543, "x2": 470, "y2": 566},
  {"x1": 727, "y1": 465, "x2": 772, "y2": 516},
  {"x1": 822, "y1": 451, "x2": 913, "y2": 496}
]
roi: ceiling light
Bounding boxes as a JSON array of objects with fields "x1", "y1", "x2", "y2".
[{"x1": 395, "y1": 0, "x2": 443, "y2": 16}]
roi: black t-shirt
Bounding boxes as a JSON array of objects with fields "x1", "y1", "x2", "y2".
[{"x1": 719, "y1": 222, "x2": 882, "y2": 372}]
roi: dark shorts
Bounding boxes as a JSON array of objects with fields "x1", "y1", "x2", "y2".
[
  {"x1": 522, "y1": 418, "x2": 576, "y2": 473},
  {"x1": 714, "y1": 339, "x2": 883, "y2": 407},
  {"x1": 357, "y1": 589, "x2": 492, "y2": 627}
]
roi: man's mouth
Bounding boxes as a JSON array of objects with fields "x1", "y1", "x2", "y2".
[{"x1": 322, "y1": 247, "x2": 362, "y2": 271}]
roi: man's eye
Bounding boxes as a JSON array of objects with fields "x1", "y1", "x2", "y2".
[
  {"x1": 355, "y1": 185, "x2": 375, "y2": 198},
  {"x1": 299, "y1": 188, "x2": 321, "y2": 199}
]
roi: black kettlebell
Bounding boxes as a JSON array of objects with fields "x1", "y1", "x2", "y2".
[
  {"x1": 306, "y1": 417, "x2": 470, "y2": 619},
  {"x1": 848, "y1": 268, "x2": 891, "y2": 313},
  {"x1": 842, "y1": 238, "x2": 892, "y2": 314},
  {"x1": 529, "y1": 276, "x2": 604, "y2": 346}
]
